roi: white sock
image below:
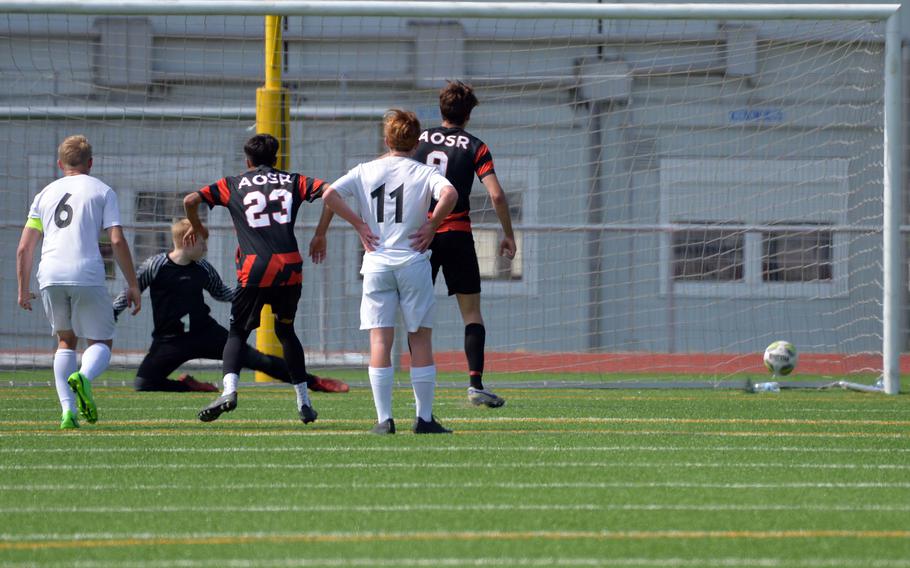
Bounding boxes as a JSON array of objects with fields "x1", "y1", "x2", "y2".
[
  {"x1": 53, "y1": 349, "x2": 77, "y2": 413},
  {"x1": 294, "y1": 382, "x2": 311, "y2": 408},
  {"x1": 368, "y1": 366, "x2": 394, "y2": 422},
  {"x1": 79, "y1": 343, "x2": 111, "y2": 382},
  {"x1": 222, "y1": 373, "x2": 239, "y2": 396},
  {"x1": 410, "y1": 365, "x2": 436, "y2": 422}
]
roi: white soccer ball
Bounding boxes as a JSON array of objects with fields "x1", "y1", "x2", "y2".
[{"x1": 763, "y1": 340, "x2": 798, "y2": 376}]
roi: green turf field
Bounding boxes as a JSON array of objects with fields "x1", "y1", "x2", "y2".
[
  {"x1": 0, "y1": 367, "x2": 882, "y2": 386},
  {"x1": 1, "y1": 383, "x2": 908, "y2": 567}
]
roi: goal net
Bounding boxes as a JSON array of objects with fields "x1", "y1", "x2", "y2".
[{"x1": 0, "y1": 2, "x2": 901, "y2": 388}]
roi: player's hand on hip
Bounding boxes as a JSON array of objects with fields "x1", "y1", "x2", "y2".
[
  {"x1": 500, "y1": 236, "x2": 517, "y2": 259},
  {"x1": 126, "y1": 286, "x2": 142, "y2": 315},
  {"x1": 356, "y1": 223, "x2": 379, "y2": 252},
  {"x1": 309, "y1": 234, "x2": 327, "y2": 264},
  {"x1": 18, "y1": 291, "x2": 36, "y2": 311},
  {"x1": 409, "y1": 222, "x2": 436, "y2": 253}
]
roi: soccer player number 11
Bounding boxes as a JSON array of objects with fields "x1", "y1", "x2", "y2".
[{"x1": 370, "y1": 183, "x2": 404, "y2": 223}]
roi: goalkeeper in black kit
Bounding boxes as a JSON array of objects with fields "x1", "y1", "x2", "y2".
[{"x1": 113, "y1": 219, "x2": 348, "y2": 394}]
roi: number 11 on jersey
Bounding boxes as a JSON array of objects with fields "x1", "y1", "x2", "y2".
[{"x1": 370, "y1": 183, "x2": 403, "y2": 223}]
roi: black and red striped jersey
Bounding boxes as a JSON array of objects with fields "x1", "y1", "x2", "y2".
[
  {"x1": 412, "y1": 126, "x2": 495, "y2": 233},
  {"x1": 197, "y1": 165, "x2": 326, "y2": 288}
]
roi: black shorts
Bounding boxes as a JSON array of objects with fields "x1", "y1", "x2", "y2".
[
  {"x1": 230, "y1": 285, "x2": 302, "y2": 331},
  {"x1": 430, "y1": 231, "x2": 481, "y2": 296},
  {"x1": 136, "y1": 324, "x2": 229, "y2": 385}
]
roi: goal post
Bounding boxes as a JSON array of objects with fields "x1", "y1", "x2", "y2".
[
  {"x1": 253, "y1": 14, "x2": 292, "y2": 382},
  {"x1": 0, "y1": 2, "x2": 902, "y2": 394}
]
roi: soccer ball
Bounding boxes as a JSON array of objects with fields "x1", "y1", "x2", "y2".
[{"x1": 763, "y1": 340, "x2": 798, "y2": 376}]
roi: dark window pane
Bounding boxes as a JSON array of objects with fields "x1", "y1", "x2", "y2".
[
  {"x1": 672, "y1": 224, "x2": 744, "y2": 282},
  {"x1": 763, "y1": 228, "x2": 832, "y2": 282}
]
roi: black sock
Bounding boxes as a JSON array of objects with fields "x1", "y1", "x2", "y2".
[
  {"x1": 241, "y1": 346, "x2": 291, "y2": 383},
  {"x1": 465, "y1": 323, "x2": 485, "y2": 390},
  {"x1": 223, "y1": 327, "x2": 251, "y2": 376},
  {"x1": 275, "y1": 321, "x2": 309, "y2": 385}
]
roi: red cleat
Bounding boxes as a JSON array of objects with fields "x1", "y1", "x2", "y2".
[
  {"x1": 179, "y1": 374, "x2": 219, "y2": 393},
  {"x1": 308, "y1": 375, "x2": 350, "y2": 393}
]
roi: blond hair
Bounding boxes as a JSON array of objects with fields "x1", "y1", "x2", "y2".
[
  {"x1": 383, "y1": 109, "x2": 421, "y2": 152},
  {"x1": 171, "y1": 218, "x2": 193, "y2": 247},
  {"x1": 57, "y1": 135, "x2": 92, "y2": 170}
]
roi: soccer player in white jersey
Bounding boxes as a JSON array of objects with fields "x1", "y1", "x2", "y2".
[
  {"x1": 16, "y1": 135, "x2": 141, "y2": 429},
  {"x1": 322, "y1": 109, "x2": 458, "y2": 434}
]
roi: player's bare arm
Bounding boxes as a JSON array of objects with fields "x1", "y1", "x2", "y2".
[
  {"x1": 308, "y1": 203, "x2": 335, "y2": 264},
  {"x1": 15, "y1": 226, "x2": 41, "y2": 311},
  {"x1": 411, "y1": 185, "x2": 457, "y2": 252},
  {"x1": 113, "y1": 255, "x2": 155, "y2": 319},
  {"x1": 109, "y1": 225, "x2": 142, "y2": 315},
  {"x1": 322, "y1": 187, "x2": 380, "y2": 252},
  {"x1": 482, "y1": 173, "x2": 517, "y2": 259},
  {"x1": 182, "y1": 192, "x2": 209, "y2": 246}
]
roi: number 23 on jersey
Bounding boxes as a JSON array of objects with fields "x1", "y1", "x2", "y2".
[{"x1": 243, "y1": 189, "x2": 292, "y2": 228}]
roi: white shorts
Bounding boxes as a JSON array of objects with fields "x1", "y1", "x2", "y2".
[
  {"x1": 360, "y1": 259, "x2": 435, "y2": 333},
  {"x1": 41, "y1": 285, "x2": 116, "y2": 340}
]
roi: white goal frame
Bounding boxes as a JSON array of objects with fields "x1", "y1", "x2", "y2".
[{"x1": 2, "y1": 1, "x2": 902, "y2": 394}]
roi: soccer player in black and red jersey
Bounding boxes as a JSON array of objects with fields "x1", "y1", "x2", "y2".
[
  {"x1": 412, "y1": 81, "x2": 517, "y2": 408},
  {"x1": 183, "y1": 134, "x2": 333, "y2": 423},
  {"x1": 113, "y1": 219, "x2": 349, "y2": 395}
]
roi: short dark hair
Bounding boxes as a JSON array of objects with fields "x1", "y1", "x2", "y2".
[
  {"x1": 439, "y1": 80, "x2": 478, "y2": 126},
  {"x1": 244, "y1": 134, "x2": 280, "y2": 167}
]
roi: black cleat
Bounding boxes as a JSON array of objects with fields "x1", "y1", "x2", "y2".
[
  {"x1": 412, "y1": 415, "x2": 453, "y2": 434},
  {"x1": 298, "y1": 404, "x2": 318, "y2": 424},
  {"x1": 198, "y1": 392, "x2": 237, "y2": 422},
  {"x1": 370, "y1": 418, "x2": 396, "y2": 435}
]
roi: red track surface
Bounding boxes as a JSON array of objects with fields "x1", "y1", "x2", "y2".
[{"x1": 411, "y1": 351, "x2": 897, "y2": 375}]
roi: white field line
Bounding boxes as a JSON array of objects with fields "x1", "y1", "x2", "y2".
[
  {"x1": 3, "y1": 430, "x2": 908, "y2": 439},
  {"x1": 3, "y1": 529, "x2": 910, "y2": 546},
  {"x1": 3, "y1": 461, "x2": 910, "y2": 471},
  {"x1": 2, "y1": 503, "x2": 910, "y2": 515},
  {"x1": 2, "y1": 405, "x2": 906, "y2": 414},
  {"x1": 4, "y1": 558, "x2": 910, "y2": 568},
  {"x1": 0, "y1": 528, "x2": 910, "y2": 543},
  {"x1": 4, "y1": 416, "x2": 910, "y2": 426},
  {"x1": 3, "y1": 445, "x2": 909, "y2": 455},
  {"x1": 2, "y1": 480, "x2": 909, "y2": 492},
  {"x1": 5, "y1": 558, "x2": 910, "y2": 568}
]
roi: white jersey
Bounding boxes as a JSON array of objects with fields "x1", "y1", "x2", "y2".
[
  {"x1": 27, "y1": 174, "x2": 121, "y2": 288},
  {"x1": 331, "y1": 156, "x2": 451, "y2": 273}
]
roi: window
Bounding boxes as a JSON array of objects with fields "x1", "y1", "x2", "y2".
[
  {"x1": 762, "y1": 225, "x2": 832, "y2": 282},
  {"x1": 98, "y1": 232, "x2": 115, "y2": 280},
  {"x1": 469, "y1": 190, "x2": 523, "y2": 281},
  {"x1": 133, "y1": 191, "x2": 206, "y2": 260},
  {"x1": 659, "y1": 158, "x2": 848, "y2": 298},
  {"x1": 672, "y1": 223, "x2": 744, "y2": 282},
  {"x1": 465, "y1": 156, "x2": 538, "y2": 296}
]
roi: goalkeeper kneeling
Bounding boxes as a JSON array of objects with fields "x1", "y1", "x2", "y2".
[{"x1": 113, "y1": 218, "x2": 348, "y2": 394}]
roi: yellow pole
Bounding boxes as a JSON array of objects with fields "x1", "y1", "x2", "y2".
[{"x1": 254, "y1": 15, "x2": 290, "y2": 382}]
